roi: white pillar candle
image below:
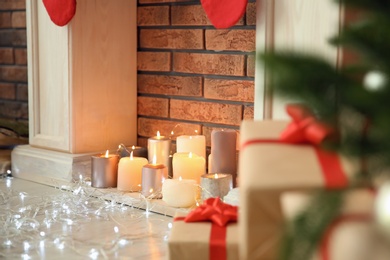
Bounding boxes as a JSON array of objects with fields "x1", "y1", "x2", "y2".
[
  {"x1": 117, "y1": 152, "x2": 148, "y2": 192},
  {"x1": 200, "y1": 173, "x2": 233, "y2": 201},
  {"x1": 176, "y1": 135, "x2": 206, "y2": 159},
  {"x1": 162, "y1": 177, "x2": 197, "y2": 208},
  {"x1": 148, "y1": 131, "x2": 171, "y2": 173},
  {"x1": 91, "y1": 150, "x2": 119, "y2": 188},
  {"x1": 172, "y1": 152, "x2": 205, "y2": 184}
]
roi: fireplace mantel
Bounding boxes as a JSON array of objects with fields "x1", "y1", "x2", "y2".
[{"x1": 12, "y1": 0, "x2": 137, "y2": 183}]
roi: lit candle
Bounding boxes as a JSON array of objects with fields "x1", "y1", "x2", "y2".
[
  {"x1": 118, "y1": 144, "x2": 148, "y2": 159},
  {"x1": 117, "y1": 151, "x2": 148, "y2": 192},
  {"x1": 209, "y1": 129, "x2": 237, "y2": 186},
  {"x1": 141, "y1": 155, "x2": 168, "y2": 198},
  {"x1": 176, "y1": 135, "x2": 206, "y2": 160},
  {"x1": 91, "y1": 150, "x2": 119, "y2": 188},
  {"x1": 200, "y1": 173, "x2": 233, "y2": 201},
  {"x1": 148, "y1": 131, "x2": 171, "y2": 172},
  {"x1": 172, "y1": 152, "x2": 205, "y2": 184},
  {"x1": 162, "y1": 177, "x2": 197, "y2": 208}
]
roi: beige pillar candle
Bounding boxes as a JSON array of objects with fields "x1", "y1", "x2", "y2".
[
  {"x1": 148, "y1": 131, "x2": 172, "y2": 174},
  {"x1": 91, "y1": 150, "x2": 119, "y2": 188},
  {"x1": 172, "y1": 152, "x2": 205, "y2": 184},
  {"x1": 200, "y1": 173, "x2": 233, "y2": 201},
  {"x1": 162, "y1": 177, "x2": 197, "y2": 208},
  {"x1": 117, "y1": 151, "x2": 148, "y2": 192},
  {"x1": 176, "y1": 135, "x2": 206, "y2": 159}
]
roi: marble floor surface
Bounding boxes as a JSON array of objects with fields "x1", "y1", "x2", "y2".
[{"x1": 0, "y1": 177, "x2": 174, "y2": 259}]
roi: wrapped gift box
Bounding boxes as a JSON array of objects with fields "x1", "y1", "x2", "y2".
[
  {"x1": 282, "y1": 189, "x2": 390, "y2": 260},
  {"x1": 238, "y1": 120, "x2": 361, "y2": 260},
  {"x1": 168, "y1": 201, "x2": 239, "y2": 260}
]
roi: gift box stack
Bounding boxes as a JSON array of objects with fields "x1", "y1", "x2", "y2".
[{"x1": 238, "y1": 117, "x2": 390, "y2": 260}]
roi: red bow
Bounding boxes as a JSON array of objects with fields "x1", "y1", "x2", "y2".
[
  {"x1": 184, "y1": 198, "x2": 238, "y2": 227},
  {"x1": 280, "y1": 104, "x2": 334, "y2": 145}
]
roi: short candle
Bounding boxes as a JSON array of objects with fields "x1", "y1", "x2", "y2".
[
  {"x1": 141, "y1": 157, "x2": 168, "y2": 198},
  {"x1": 162, "y1": 177, "x2": 197, "y2": 208},
  {"x1": 91, "y1": 150, "x2": 119, "y2": 188},
  {"x1": 117, "y1": 151, "x2": 148, "y2": 192},
  {"x1": 200, "y1": 173, "x2": 233, "y2": 201}
]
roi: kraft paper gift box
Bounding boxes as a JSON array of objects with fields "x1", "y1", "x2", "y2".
[
  {"x1": 239, "y1": 120, "x2": 360, "y2": 260},
  {"x1": 282, "y1": 189, "x2": 390, "y2": 260},
  {"x1": 168, "y1": 198, "x2": 239, "y2": 260}
]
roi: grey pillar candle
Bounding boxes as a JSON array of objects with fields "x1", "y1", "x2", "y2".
[
  {"x1": 91, "y1": 152, "x2": 119, "y2": 188},
  {"x1": 147, "y1": 132, "x2": 171, "y2": 174},
  {"x1": 209, "y1": 129, "x2": 237, "y2": 186},
  {"x1": 200, "y1": 173, "x2": 233, "y2": 201},
  {"x1": 141, "y1": 163, "x2": 167, "y2": 199}
]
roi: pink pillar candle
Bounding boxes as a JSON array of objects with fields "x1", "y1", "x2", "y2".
[
  {"x1": 209, "y1": 130, "x2": 237, "y2": 186},
  {"x1": 141, "y1": 163, "x2": 168, "y2": 199},
  {"x1": 91, "y1": 151, "x2": 119, "y2": 188}
]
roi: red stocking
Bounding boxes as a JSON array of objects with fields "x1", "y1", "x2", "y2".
[
  {"x1": 201, "y1": 0, "x2": 248, "y2": 29},
  {"x1": 42, "y1": 0, "x2": 77, "y2": 27}
]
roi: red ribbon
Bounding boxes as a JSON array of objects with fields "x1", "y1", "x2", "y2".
[
  {"x1": 173, "y1": 198, "x2": 238, "y2": 260},
  {"x1": 280, "y1": 104, "x2": 334, "y2": 145},
  {"x1": 241, "y1": 104, "x2": 347, "y2": 188},
  {"x1": 320, "y1": 214, "x2": 372, "y2": 260}
]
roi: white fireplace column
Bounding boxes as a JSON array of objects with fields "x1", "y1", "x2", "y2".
[{"x1": 12, "y1": 0, "x2": 137, "y2": 185}]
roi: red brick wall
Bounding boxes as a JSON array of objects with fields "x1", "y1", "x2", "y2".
[
  {"x1": 137, "y1": 0, "x2": 256, "y2": 150},
  {"x1": 0, "y1": 0, "x2": 256, "y2": 146},
  {"x1": 0, "y1": 0, "x2": 28, "y2": 123}
]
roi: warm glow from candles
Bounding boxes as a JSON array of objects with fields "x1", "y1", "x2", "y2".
[
  {"x1": 157, "y1": 131, "x2": 160, "y2": 137},
  {"x1": 130, "y1": 151, "x2": 134, "y2": 160},
  {"x1": 132, "y1": 145, "x2": 135, "y2": 150},
  {"x1": 152, "y1": 155, "x2": 157, "y2": 164},
  {"x1": 214, "y1": 173, "x2": 219, "y2": 179},
  {"x1": 105, "y1": 150, "x2": 109, "y2": 158},
  {"x1": 189, "y1": 152, "x2": 193, "y2": 158}
]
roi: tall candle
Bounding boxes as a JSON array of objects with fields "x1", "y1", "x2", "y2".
[
  {"x1": 200, "y1": 173, "x2": 232, "y2": 201},
  {"x1": 209, "y1": 129, "x2": 237, "y2": 186},
  {"x1": 117, "y1": 151, "x2": 148, "y2": 192},
  {"x1": 176, "y1": 135, "x2": 206, "y2": 159},
  {"x1": 148, "y1": 131, "x2": 171, "y2": 173},
  {"x1": 141, "y1": 160, "x2": 168, "y2": 198},
  {"x1": 172, "y1": 152, "x2": 205, "y2": 184},
  {"x1": 91, "y1": 150, "x2": 119, "y2": 188},
  {"x1": 162, "y1": 177, "x2": 197, "y2": 208},
  {"x1": 118, "y1": 144, "x2": 148, "y2": 159}
]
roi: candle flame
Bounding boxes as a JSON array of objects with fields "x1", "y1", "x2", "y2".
[
  {"x1": 130, "y1": 151, "x2": 134, "y2": 160},
  {"x1": 132, "y1": 145, "x2": 135, "y2": 150},
  {"x1": 189, "y1": 152, "x2": 192, "y2": 158},
  {"x1": 179, "y1": 176, "x2": 182, "y2": 181},
  {"x1": 214, "y1": 173, "x2": 219, "y2": 179},
  {"x1": 105, "y1": 150, "x2": 109, "y2": 158},
  {"x1": 157, "y1": 131, "x2": 160, "y2": 137},
  {"x1": 152, "y1": 155, "x2": 157, "y2": 164}
]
